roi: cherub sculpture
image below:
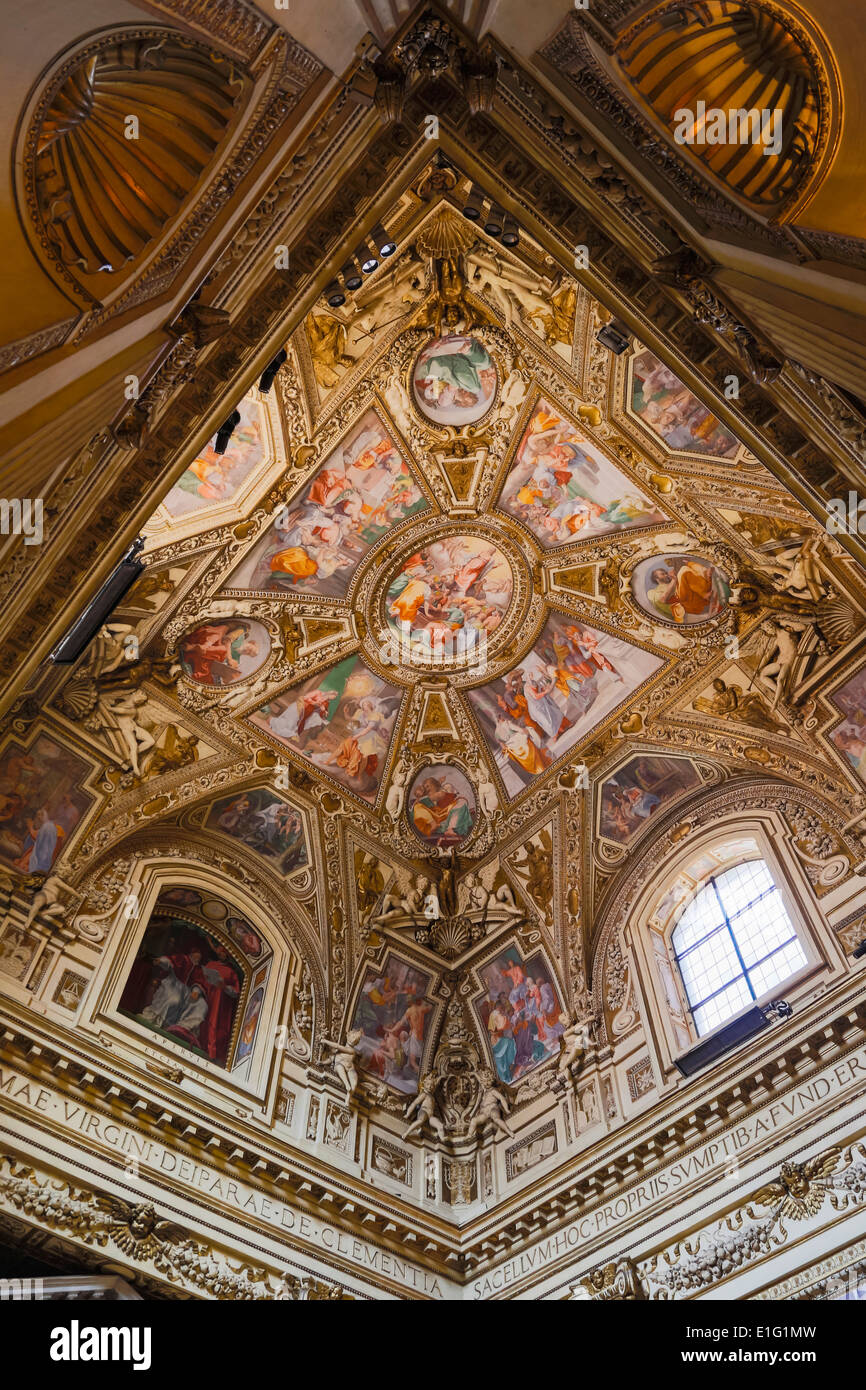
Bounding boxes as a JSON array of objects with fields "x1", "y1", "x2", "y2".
[
  {"x1": 320, "y1": 1029, "x2": 363, "y2": 1100},
  {"x1": 403, "y1": 1074, "x2": 445, "y2": 1142},
  {"x1": 467, "y1": 1069, "x2": 513, "y2": 1141}
]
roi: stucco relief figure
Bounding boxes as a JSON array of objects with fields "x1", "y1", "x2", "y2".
[
  {"x1": 556, "y1": 1018, "x2": 591, "y2": 1083},
  {"x1": 24, "y1": 873, "x2": 81, "y2": 930},
  {"x1": 403, "y1": 1074, "x2": 446, "y2": 1142},
  {"x1": 99, "y1": 690, "x2": 156, "y2": 777},
  {"x1": 385, "y1": 762, "x2": 408, "y2": 820},
  {"x1": 753, "y1": 616, "x2": 821, "y2": 709},
  {"x1": 321, "y1": 1030, "x2": 363, "y2": 1100},
  {"x1": 692, "y1": 677, "x2": 784, "y2": 732},
  {"x1": 467, "y1": 1069, "x2": 514, "y2": 1141}
]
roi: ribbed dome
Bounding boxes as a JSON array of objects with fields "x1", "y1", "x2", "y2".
[{"x1": 616, "y1": 0, "x2": 830, "y2": 214}]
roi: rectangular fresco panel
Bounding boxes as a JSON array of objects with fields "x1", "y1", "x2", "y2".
[
  {"x1": 349, "y1": 955, "x2": 435, "y2": 1095},
  {"x1": 467, "y1": 613, "x2": 663, "y2": 798},
  {"x1": 205, "y1": 789, "x2": 308, "y2": 875},
  {"x1": 498, "y1": 397, "x2": 666, "y2": 547},
  {"x1": 0, "y1": 734, "x2": 92, "y2": 873},
  {"x1": 224, "y1": 409, "x2": 427, "y2": 597},
  {"x1": 118, "y1": 907, "x2": 247, "y2": 1069},
  {"x1": 474, "y1": 947, "x2": 565, "y2": 1087},
  {"x1": 830, "y1": 666, "x2": 866, "y2": 785},
  {"x1": 599, "y1": 755, "x2": 701, "y2": 843},
  {"x1": 161, "y1": 393, "x2": 267, "y2": 518},
  {"x1": 631, "y1": 350, "x2": 740, "y2": 458},
  {"x1": 248, "y1": 656, "x2": 402, "y2": 803}
]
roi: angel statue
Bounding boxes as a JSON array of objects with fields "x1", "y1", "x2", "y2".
[{"x1": 321, "y1": 1029, "x2": 363, "y2": 1101}]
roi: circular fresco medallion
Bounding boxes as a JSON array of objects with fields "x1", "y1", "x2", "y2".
[
  {"x1": 412, "y1": 334, "x2": 497, "y2": 425},
  {"x1": 630, "y1": 554, "x2": 731, "y2": 626},
  {"x1": 384, "y1": 536, "x2": 513, "y2": 663},
  {"x1": 407, "y1": 764, "x2": 477, "y2": 847},
  {"x1": 179, "y1": 617, "x2": 270, "y2": 685}
]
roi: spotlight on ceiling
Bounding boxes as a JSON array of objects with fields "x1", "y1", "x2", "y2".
[
  {"x1": 214, "y1": 409, "x2": 241, "y2": 455},
  {"x1": 356, "y1": 241, "x2": 379, "y2": 274},
  {"x1": 50, "y1": 538, "x2": 145, "y2": 664},
  {"x1": 462, "y1": 182, "x2": 486, "y2": 221},
  {"x1": 325, "y1": 279, "x2": 346, "y2": 308},
  {"x1": 370, "y1": 221, "x2": 397, "y2": 257},
  {"x1": 595, "y1": 318, "x2": 632, "y2": 355},
  {"x1": 258, "y1": 349, "x2": 287, "y2": 393},
  {"x1": 341, "y1": 259, "x2": 363, "y2": 292},
  {"x1": 484, "y1": 202, "x2": 505, "y2": 238},
  {"x1": 501, "y1": 214, "x2": 520, "y2": 247}
]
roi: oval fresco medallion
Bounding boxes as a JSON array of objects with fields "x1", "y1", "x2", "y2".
[
  {"x1": 412, "y1": 334, "x2": 497, "y2": 425},
  {"x1": 407, "y1": 764, "x2": 477, "y2": 847},
  {"x1": 178, "y1": 617, "x2": 271, "y2": 685},
  {"x1": 630, "y1": 554, "x2": 731, "y2": 626}
]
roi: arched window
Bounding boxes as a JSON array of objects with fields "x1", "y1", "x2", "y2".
[{"x1": 672, "y1": 858, "x2": 807, "y2": 1036}]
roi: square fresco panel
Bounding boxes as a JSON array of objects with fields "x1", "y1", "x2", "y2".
[
  {"x1": 474, "y1": 946, "x2": 565, "y2": 1087},
  {"x1": 630, "y1": 350, "x2": 740, "y2": 458},
  {"x1": 0, "y1": 733, "x2": 92, "y2": 873},
  {"x1": 248, "y1": 656, "x2": 402, "y2": 803},
  {"x1": 224, "y1": 409, "x2": 427, "y2": 597},
  {"x1": 349, "y1": 955, "x2": 435, "y2": 1095},
  {"x1": 205, "y1": 789, "x2": 308, "y2": 875},
  {"x1": 467, "y1": 614, "x2": 663, "y2": 798},
  {"x1": 161, "y1": 393, "x2": 267, "y2": 518},
  {"x1": 830, "y1": 666, "x2": 866, "y2": 785},
  {"x1": 599, "y1": 755, "x2": 701, "y2": 843},
  {"x1": 498, "y1": 397, "x2": 666, "y2": 547}
]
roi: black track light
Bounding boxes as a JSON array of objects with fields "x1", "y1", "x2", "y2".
[
  {"x1": 356, "y1": 241, "x2": 379, "y2": 274},
  {"x1": 462, "y1": 182, "x2": 486, "y2": 220},
  {"x1": 501, "y1": 214, "x2": 519, "y2": 247},
  {"x1": 370, "y1": 221, "x2": 396, "y2": 257},
  {"x1": 341, "y1": 259, "x2": 363, "y2": 292},
  {"x1": 50, "y1": 539, "x2": 145, "y2": 664},
  {"x1": 214, "y1": 409, "x2": 241, "y2": 455},
  {"x1": 595, "y1": 318, "x2": 632, "y2": 355},
  {"x1": 484, "y1": 202, "x2": 505, "y2": 238},
  {"x1": 258, "y1": 349, "x2": 287, "y2": 394},
  {"x1": 325, "y1": 279, "x2": 346, "y2": 308}
]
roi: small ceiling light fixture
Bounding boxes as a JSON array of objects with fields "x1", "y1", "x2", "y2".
[
  {"x1": 483, "y1": 202, "x2": 505, "y2": 238},
  {"x1": 258, "y1": 349, "x2": 288, "y2": 393},
  {"x1": 341, "y1": 258, "x2": 363, "y2": 292},
  {"x1": 462, "y1": 182, "x2": 486, "y2": 221},
  {"x1": 214, "y1": 408, "x2": 241, "y2": 455},
  {"x1": 370, "y1": 221, "x2": 397, "y2": 257},
  {"x1": 501, "y1": 213, "x2": 520, "y2": 247},
  {"x1": 595, "y1": 317, "x2": 632, "y2": 355},
  {"x1": 356, "y1": 240, "x2": 379, "y2": 274},
  {"x1": 325, "y1": 279, "x2": 347, "y2": 308}
]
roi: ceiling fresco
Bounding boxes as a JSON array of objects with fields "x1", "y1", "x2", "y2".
[{"x1": 13, "y1": 166, "x2": 865, "y2": 1183}]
